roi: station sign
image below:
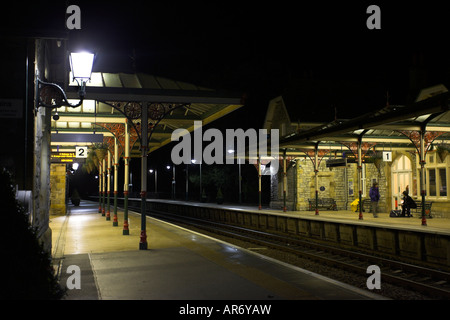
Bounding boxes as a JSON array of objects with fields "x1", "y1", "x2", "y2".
[
  {"x1": 51, "y1": 152, "x2": 85, "y2": 163},
  {"x1": 382, "y1": 151, "x2": 392, "y2": 162},
  {"x1": 75, "y1": 146, "x2": 88, "y2": 158}
]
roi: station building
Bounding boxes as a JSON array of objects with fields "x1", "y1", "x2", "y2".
[{"x1": 264, "y1": 88, "x2": 450, "y2": 218}]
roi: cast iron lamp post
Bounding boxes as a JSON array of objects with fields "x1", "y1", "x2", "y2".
[{"x1": 36, "y1": 52, "x2": 94, "y2": 109}]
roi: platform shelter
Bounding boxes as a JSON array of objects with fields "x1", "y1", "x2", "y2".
[
  {"x1": 264, "y1": 85, "x2": 450, "y2": 225},
  {"x1": 48, "y1": 70, "x2": 243, "y2": 249}
]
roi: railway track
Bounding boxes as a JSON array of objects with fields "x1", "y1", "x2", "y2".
[{"x1": 128, "y1": 204, "x2": 450, "y2": 299}]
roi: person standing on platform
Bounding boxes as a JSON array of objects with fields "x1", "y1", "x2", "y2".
[{"x1": 369, "y1": 182, "x2": 380, "y2": 218}]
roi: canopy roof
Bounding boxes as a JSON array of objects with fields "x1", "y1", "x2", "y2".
[
  {"x1": 264, "y1": 85, "x2": 450, "y2": 156},
  {"x1": 51, "y1": 72, "x2": 243, "y2": 157}
]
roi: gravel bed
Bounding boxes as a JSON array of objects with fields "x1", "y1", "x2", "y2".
[{"x1": 178, "y1": 223, "x2": 435, "y2": 300}]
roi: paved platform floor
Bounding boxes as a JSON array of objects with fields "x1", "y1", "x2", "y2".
[{"x1": 50, "y1": 201, "x2": 385, "y2": 300}]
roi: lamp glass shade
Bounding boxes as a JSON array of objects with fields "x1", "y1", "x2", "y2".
[{"x1": 69, "y1": 52, "x2": 94, "y2": 80}]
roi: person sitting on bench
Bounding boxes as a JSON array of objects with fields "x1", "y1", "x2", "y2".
[{"x1": 401, "y1": 190, "x2": 417, "y2": 217}]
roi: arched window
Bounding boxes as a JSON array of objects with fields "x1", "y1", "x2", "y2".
[{"x1": 391, "y1": 155, "x2": 412, "y2": 209}]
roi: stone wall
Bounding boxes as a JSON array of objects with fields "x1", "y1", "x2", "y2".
[
  {"x1": 271, "y1": 157, "x2": 389, "y2": 212},
  {"x1": 32, "y1": 39, "x2": 52, "y2": 253},
  {"x1": 50, "y1": 163, "x2": 66, "y2": 215},
  {"x1": 270, "y1": 150, "x2": 450, "y2": 218}
]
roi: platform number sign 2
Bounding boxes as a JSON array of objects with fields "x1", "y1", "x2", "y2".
[
  {"x1": 76, "y1": 146, "x2": 88, "y2": 158},
  {"x1": 382, "y1": 151, "x2": 392, "y2": 162}
]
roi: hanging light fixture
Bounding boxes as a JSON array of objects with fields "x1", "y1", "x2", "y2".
[{"x1": 36, "y1": 51, "x2": 95, "y2": 109}]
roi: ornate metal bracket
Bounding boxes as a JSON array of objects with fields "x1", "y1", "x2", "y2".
[
  {"x1": 398, "y1": 130, "x2": 447, "y2": 158},
  {"x1": 35, "y1": 77, "x2": 86, "y2": 111},
  {"x1": 99, "y1": 101, "x2": 190, "y2": 152},
  {"x1": 301, "y1": 148, "x2": 331, "y2": 170},
  {"x1": 340, "y1": 141, "x2": 377, "y2": 162}
]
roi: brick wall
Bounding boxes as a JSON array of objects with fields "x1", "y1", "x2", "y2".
[
  {"x1": 270, "y1": 158, "x2": 389, "y2": 212},
  {"x1": 50, "y1": 163, "x2": 66, "y2": 215}
]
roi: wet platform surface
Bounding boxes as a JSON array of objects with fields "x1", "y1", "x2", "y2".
[{"x1": 50, "y1": 200, "x2": 385, "y2": 300}]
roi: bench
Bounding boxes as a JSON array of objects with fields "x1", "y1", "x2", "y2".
[
  {"x1": 308, "y1": 198, "x2": 337, "y2": 211},
  {"x1": 411, "y1": 200, "x2": 433, "y2": 217},
  {"x1": 361, "y1": 199, "x2": 373, "y2": 212}
]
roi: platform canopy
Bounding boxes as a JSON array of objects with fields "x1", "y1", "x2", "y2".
[
  {"x1": 51, "y1": 72, "x2": 244, "y2": 157},
  {"x1": 265, "y1": 85, "x2": 450, "y2": 156}
]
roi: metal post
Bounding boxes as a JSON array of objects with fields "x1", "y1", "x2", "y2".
[
  {"x1": 199, "y1": 162, "x2": 202, "y2": 201},
  {"x1": 98, "y1": 162, "x2": 102, "y2": 213},
  {"x1": 172, "y1": 165, "x2": 176, "y2": 200},
  {"x1": 314, "y1": 145, "x2": 319, "y2": 215},
  {"x1": 113, "y1": 137, "x2": 119, "y2": 226},
  {"x1": 155, "y1": 169, "x2": 157, "y2": 194},
  {"x1": 238, "y1": 158, "x2": 242, "y2": 204},
  {"x1": 106, "y1": 150, "x2": 111, "y2": 221},
  {"x1": 185, "y1": 164, "x2": 189, "y2": 201},
  {"x1": 258, "y1": 156, "x2": 262, "y2": 210},
  {"x1": 420, "y1": 128, "x2": 427, "y2": 226},
  {"x1": 357, "y1": 138, "x2": 363, "y2": 220},
  {"x1": 123, "y1": 120, "x2": 130, "y2": 235},
  {"x1": 283, "y1": 149, "x2": 287, "y2": 212},
  {"x1": 139, "y1": 102, "x2": 148, "y2": 250},
  {"x1": 102, "y1": 158, "x2": 106, "y2": 216}
]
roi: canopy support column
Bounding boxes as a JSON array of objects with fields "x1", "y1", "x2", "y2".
[
  {"x1": 258, "y1": 156, "x2": 262, "y2": 210},
  {"x1": 102, "y1": 158, "x2": 106, "y2": 216},
  {"x1": 98, "y1": 162, "x2": 102, "y2": 213},
  {"x1": 314, "y1": 144, "x2": 319, "y2": 215},
  {"x1": 123, "y1": 121, "x2": 130, "y2": 235},
  {"x1": 113, "y1": 137, "x2": 119, "y2": 226},
  {"x1": 139, "y1": 102, "x2": 148, "y2": 250},
  {"x1": 283, "y1": 149, "x2": 287, "y2": 212},
  {"x1": 420, "y1": 126, "x2": 427, "y2": 226},
  {"x1": 357, "y1": 137, "x2": 363, "y2": 220},
  {"x1": 106, "y1": 149, "x2": 111, "y2": 221}
]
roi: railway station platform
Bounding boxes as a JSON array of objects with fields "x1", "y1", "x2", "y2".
[
  {"x1": 50, "y1": 200, "x2": 384, "y2": 301},
  {"x1": 135, "y1": 199, "x2": 450, "y2": 273},
  {"x1": 143, "y1": 199, "x2": 450, "y2": 235}
]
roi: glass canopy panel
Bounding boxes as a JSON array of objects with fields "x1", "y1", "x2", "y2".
[
  {"x1": 103, "y1": 73, "x2": 122, "y2": 87},
  {"x1": 56, "y1": 121, "x2": 67, "y2": 128},
  {"x1": 67, "y1": 100, "x2": 81, "y2": 112},
  {"x1": 69, "y1": 72, "x2": 103, "y2": 87},
  {"x1": 83, "y1": 100, "x2": 96, "y2": 113},
  {"x1": 86, "y1": 72, "x2": 103, "y2": 87},
  {"x1": 120, "y1": 73, "x2": 142, "y2": 88}
]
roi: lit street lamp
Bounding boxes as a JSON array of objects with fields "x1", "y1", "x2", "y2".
[{"x1": 36, "y1": 51, "x2": 94, "y2": 110}]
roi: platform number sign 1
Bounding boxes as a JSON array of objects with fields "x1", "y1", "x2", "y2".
[
  {"x1": 76, "y1": 146, "x2": 88, "y2": 158},
  {"x1": 382, "y1": 151, "x2": 392, "y2": 162}
]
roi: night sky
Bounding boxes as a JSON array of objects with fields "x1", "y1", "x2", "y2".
[
  {"x1": 4, "y1": 1, "x2": 450, "y2": 127},
  {"x1": 1, "y1": 1, "x2": 449, "y2": 197}
]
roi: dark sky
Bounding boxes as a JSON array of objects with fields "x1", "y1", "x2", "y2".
[
  {"x1": 3, "y1": 1, "x2": 450, "y2": 125},
  {"x1": 2, "y1": 1, "x2": 449, "y2": 193}
]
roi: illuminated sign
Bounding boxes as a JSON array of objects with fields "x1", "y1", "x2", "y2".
[{"x1": 51, "y1": 152, "x2": 85, "y2": 163}]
